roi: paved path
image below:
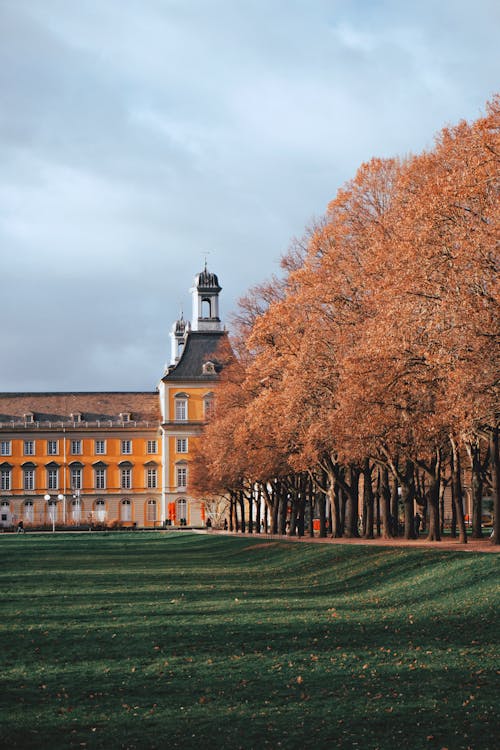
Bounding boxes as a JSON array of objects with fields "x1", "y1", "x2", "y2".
[{"x1": 211, "y1": 530, "x2": 499, "y2": 553}]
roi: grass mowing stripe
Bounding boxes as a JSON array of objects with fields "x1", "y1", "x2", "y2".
[{"x1": 0, "y1": 532, "x2": 498, "y2": 749}]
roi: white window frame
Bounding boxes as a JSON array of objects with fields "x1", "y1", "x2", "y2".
[
  {"x1": 24, "y1": 500, "x2": 34, "y2": 523},
  {"x1": 204, "y1": 395, "x2": 215, "y2": 419},
  {"x1": 121, "y1": 468, "x2": 131, "y2": 489},
  {"x1": 95, "y1": 499, "x2": 106, "y2": 522},
  {"x1": 146, "y1": 499, "x2": 157, "y2": 522},
  {"x1": 176, "y1": 438, "x2": 188, "y2": 454},
  {"x1": 146, "y1": 468, "x2": 157, "y2": 489},
  {"x1": 0, "y1": 468, "x2": 11, "y2": 491},
  {"x1": 176, "y1": 465, "x2": 187, "y2": 490},
  {"x1": 121, "y1": 440, "x2": 132, "y2": 455},
  {"x1": 47, "y1": 440, "x2": 58, "y2": 456},
  {"x1": 0, "y1": 440, "x2": 11, "y2": 456},
  {"x1": 23, "y1": 468, "x2": 35, "y2": 491},
  {"x1": 24, "y1": 440, "x2": 35, "y2": 456},
  {"x1": 175, "y1": 398, "x2": 188, "y2": 421},
  {"x1": 71, "y1": 499, "x2": 82, "y2": 523},
  {"x1": 94, "y1": 440, "x2": 106, "y2": 455},
  {"x1": 71, "y1": 467, "x2": 82, "y2": 490},
  {"x1": 95, "y1": 468, "x2": 106, "y2": 490},
  {"x1": 147, "y1": 440, "x2": 158, "y2": 454},
  {"x1": 177, "y1": 498, "x2": 187, "y2": 524},
  {"x1": 121, "y1": 499, "x2": 132, "y2": 522},
  {"x1": 71, "y1": 440, "x2": 82, "y2": 456},
  {"x1": 48, "y1": 500, "x2": 57, "y2": 523},
  {"x1": 47, "y1": 468, "x2": 59, "y2": 490}
]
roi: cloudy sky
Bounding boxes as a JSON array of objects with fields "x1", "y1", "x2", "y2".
[{"x1": 1, "y1": 0, "x2": 498, "y2": 392}]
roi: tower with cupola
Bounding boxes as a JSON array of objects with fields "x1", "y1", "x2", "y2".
[{"x1": 190, "y1": 263, "x2": 222, "y2": 332}]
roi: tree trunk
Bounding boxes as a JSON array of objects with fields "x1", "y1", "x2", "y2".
[
  {"x1": 342, "y1": 465, "x2": 360, "y2": 538},
  {"x1": 278, "y1": 487, "x2": 287, "y2": 535},
  {"x1": 490, "y1": 427, "x2": 499, "y2": 546},
  {"x1": 400, "y1": 460, "x2": 416, "y2": 540},
  {"x1": 306, "y1": 481, "x2": 313, "y2": 537},
  {"x1": 467, "y1": 441, "x2": 484, "y2": 539},
  {"x1": 379, "y1": 466, "x2": 393, "y2": 539},
  {"x1": 238, "y1": 491, "x2": 246, "y2": 534},
  {"x1": 425, "y1": 451, "x2": 441, "y2": 542},
  {"x1": 317, "y1": 491, "x2": 327, "y2": 538},
  {"x1": 439, "y1": 479, "x2": 446, "y2": 535},
  {"x1": 247, "y1": 491, "x2": 253, "y2": 534},
  {"x1": 229, "y1": 493, "x2": 237, "y2": 531},
  {"x1": 255, "y1": 486, "x2": 262, "y2": 534},
  {"x1": 363, "y1": 458, "x2": 374, "y2": 539},
  {"x1": 391, "y1": 474, "x2": 399, "y2": 536},
  {"x1": 450, "y1": 437, "x2": 467, "y2": 544},
  {"x1": 328, "y1": 481, "x2": 342, "y2": 538}
]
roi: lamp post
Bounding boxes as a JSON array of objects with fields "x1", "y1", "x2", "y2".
[{"x1": 44, "y1": 493, "x2": 65, "y2": 533}]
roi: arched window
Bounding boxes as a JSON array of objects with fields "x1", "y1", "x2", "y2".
[
  {"x1": 201, "y1": 298, "x2": 212, "y2": 318},
  {"x1": 147, "y1": 499, "x2": 157, "y2": 522},
  {"x1": 95, "y1": 499, "x2": 106, "y2": 523},
  {"x1": 121, "y1": 499, "x2": 132, "y2": 522},
  {"x1": 48, "y1": 500, "x2": 57, "y2": 523},
  {"x1": 24, "y1": 500, "x2": 34, "y2": 523},
  {"x1": 71, "y1": 499, "x2": 82, "y2": 523},
  {"x1": 174, "y1": 393, "x2": 189, "y2": 421},
  {"x1": 177, "y1": 498, "x2": 187, "y2": 525}
]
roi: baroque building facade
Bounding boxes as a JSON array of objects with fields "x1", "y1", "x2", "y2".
[{"x1": 0, "y1": 268, "x2": 225, "y2": 530}]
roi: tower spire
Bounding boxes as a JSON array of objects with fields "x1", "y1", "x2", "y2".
[{"x1": 190, "y1": 264, "x2": 222, "y2": 332}]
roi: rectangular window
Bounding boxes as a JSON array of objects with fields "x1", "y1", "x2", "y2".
[
  {"x1": 95, "y1": 468, "x2": 106, "y2": 490},
  {"x1": 121, "y1": 440, "x2": 132, "y2": 455},
  {"x1": 24, "y1": 440, "x2": 35, "y2": 456},
  {"x1": 47, "y1": 468, "x2": 59, "y2": 490},
  {"x1": 0, "y1": 469, "x2": 11, "y2": 491},
  {"x1": 175, "y1": 400, "x2": 187, "y2": 421},
  {"x1": 71, "y1": 440, "x2": 82, "y2": 455},
  {"x1": 147, "y1": 440, "x2": 158, "y2": 454},
  {"x1": 94, "y1": 440, "x2": 106, "y2": 455},
  {"x1": 0, "y1": 440, "x2": 11, "y2": 456},
  {"x1": 176, "y1": 438, "x2": 188, "y2": 453},
  {"x1": 71, "y1": 468, "x2": 82, "y2": 490},
  {"x1": 24, "y1": 469, "x2": 35, "y2": 491},
  {"x1": 176, "y1": 466, "x2": 187, "y2": 489},
  {"x1": 204, "y1": 398, "x2": 215, "y2": 419},
  {"x1": 47, "y1": 440, "x2": 58, "y2": 455},
  {"x1": 147, "y1": 468, "x2": 157, "y2": 489},
  {"x1": 121, "y1": 468, "x2": 131, "y2": 489}
]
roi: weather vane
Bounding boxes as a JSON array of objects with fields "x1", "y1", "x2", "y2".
[{"x1": 203, "y1": 251, "x2": 212, "y2": 270}]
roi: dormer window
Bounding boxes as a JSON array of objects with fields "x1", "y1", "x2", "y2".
[
  {"x1": 24, "y1": 412, "x2": 34, "y2": 423},
  {"x1": 71, "y1": 412, "x2": 83, "y2": 423},
  {"x1": 202, "y1": 361, "x2": 216, "y2": 375},
  {"x1": 120, "y1": 412, "x2": 131, "y2": 423}
]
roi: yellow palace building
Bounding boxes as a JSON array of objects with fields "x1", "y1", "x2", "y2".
[{"x1": 0, "y1": 267, "x2": 226, "y2": 530}]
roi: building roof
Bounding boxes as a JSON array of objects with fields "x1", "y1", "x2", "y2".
[
  {"x1": 162, "y1": 330, "x2": 226, "y2": 382},
  {"x1": 0, "y1": 392, "x2": 160, "y2": 425}
]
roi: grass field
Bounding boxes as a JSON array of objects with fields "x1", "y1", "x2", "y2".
[{"x1": 0, "y1": 532, "x2": 498, "y2": 750}]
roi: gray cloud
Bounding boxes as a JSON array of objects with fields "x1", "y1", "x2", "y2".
[{"x1": 1, "y1": 0, "x2": 498, "y2": 390}]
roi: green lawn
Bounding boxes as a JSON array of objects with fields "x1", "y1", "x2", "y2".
[{"x1": 0, "y1": 533, "x2": 498, "y2": 750}]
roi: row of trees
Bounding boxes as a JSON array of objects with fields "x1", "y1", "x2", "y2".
[{"x1": 193, "y1": 97, "x2": 499, "y2": 545}]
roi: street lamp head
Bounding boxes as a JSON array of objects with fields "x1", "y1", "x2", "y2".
[
  {"x1": 44, "y1": 494, "x2": 51, "y2": 501},
  {"x1": 57, "y1": 494, "x2": 64, "y2": 501}
]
